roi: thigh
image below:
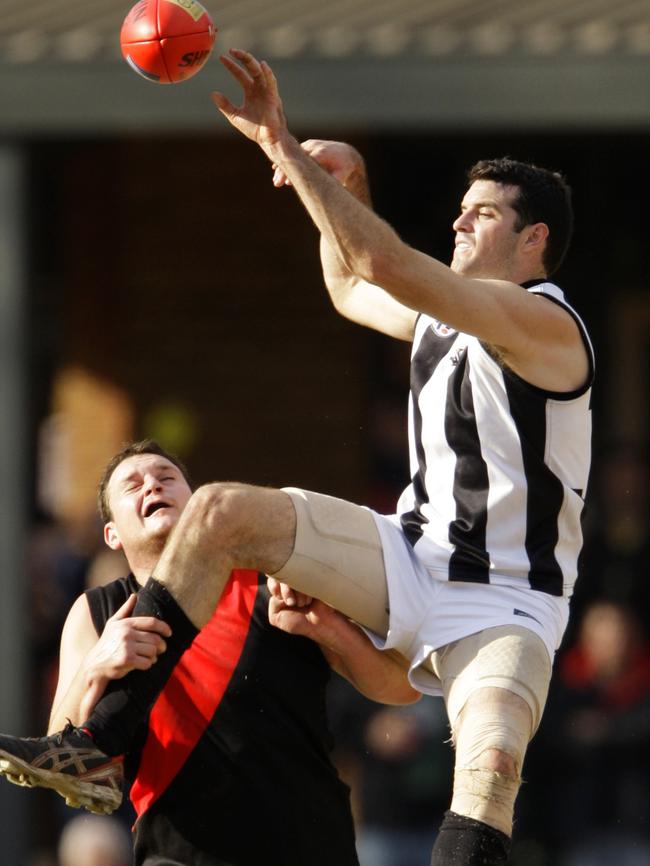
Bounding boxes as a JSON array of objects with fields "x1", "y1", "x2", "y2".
[
  {"x1": 432, "y1": 625, "x2": 552, "y2": 734},
  {"x1": 272, "y1": 488, "x2": 389, "y2": 636}
]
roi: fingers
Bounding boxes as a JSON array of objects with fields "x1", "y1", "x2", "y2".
[
  {"x1": 134, "y1": 633, "x2": 167, "y2": 658},
  {"x1": 112, "y1": 593, "x2": 138, "y2": 620},
  {"x1": 266, "y1": 577, "x2": 312, "y2": 609},
  {"x1": 219, "y1": 49, "x2": 265, "y2": 89},
  {"x1": 272, "y1": 165, "x2": 291, "y2": 187},
  {"x1": 211, "y1": 90, "x2": 237, "y2": 118},
  {"x1": 122, "y1": 631, "x2": 167, "y2": 673},
  {"x1": 260, "y1": 60, "x2": 279, "y2": 97},
  {"x1": 126, "y1": 615, "x2": 172, "y2": 638},
  {"x1": 218, "y1": 49, "x2": 256, "y2": 88},
  {"x1": 280, "y1": 583, "x2": 312, "y2": 608},
  {"x1": 108, "y1": 594, "x2": 171, "y2": 636}
]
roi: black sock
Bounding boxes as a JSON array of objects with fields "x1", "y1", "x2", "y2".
[
  {"x1": 83, "y1": 578, "x2": 198, "y2": 757},
  {"x1": 431, "y1": 810, "x2": 511, "y2": 866}
]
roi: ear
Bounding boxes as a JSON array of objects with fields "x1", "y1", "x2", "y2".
[
  {"x1": 104, "y1": 521, "x2": 123, "y2": 551},
  {"x1": 523, "y1": 222, "x2": 549, "y2": 252}
]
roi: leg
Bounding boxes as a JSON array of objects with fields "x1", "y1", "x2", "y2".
[
  {"x1": 449, "y1": 686, "x2": 531, "y2": 835},
  {"x1": 150, "y1": 482, "x2": 296, "y2": 628},
  {"x1": 155, "y1": 482, "x2": 389, "y2": 635},
  {"x1": 430, "y1": 626, "x2": 552, "y2": 865},
  {"x1": 272, "y1": 488, "x2": 389, "y2": 635},
  {"x1": 430, "y1": 688, "x2": 529, "y2": 865}
]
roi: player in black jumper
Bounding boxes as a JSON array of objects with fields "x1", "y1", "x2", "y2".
[{"x1": 1, "y1": 440, "x2": 418, "y2": 866}]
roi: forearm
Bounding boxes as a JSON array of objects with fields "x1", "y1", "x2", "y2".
[
  {"x1": 317, "y1": 615, "x2": 420, "y2": 705},
  {"x1": 49, "y1": 666, "x2": 109, "y2": 733},
  {"x1": 268, "y1": 134, "x2": 401, "y2": 288}
]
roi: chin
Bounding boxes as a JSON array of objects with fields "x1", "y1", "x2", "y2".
[{"x1": 452, "y1": 259, "x2": 474, "y2": 276}]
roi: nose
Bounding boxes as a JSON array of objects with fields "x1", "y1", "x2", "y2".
[
  {"x1": 453, "y1": 209, "x2": 472, "y2": 233},
  {"x1": 143, "y1": 474, "x2": 163, "y2": 496}
]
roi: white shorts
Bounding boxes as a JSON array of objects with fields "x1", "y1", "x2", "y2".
[
  {"x1": 366, "y1": 511, "x2": 569, "y2": 699},
  {"x1": 273, "y1": 487, "x2": 568, "y2": 716}
]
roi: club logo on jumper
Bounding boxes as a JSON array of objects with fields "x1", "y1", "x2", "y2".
[
  {"x1": 432, "y1": 320, "x2": 457, "y2": 338},
  {"x1": 450, "y1": 348, "x2": 465, "y2": 367}
]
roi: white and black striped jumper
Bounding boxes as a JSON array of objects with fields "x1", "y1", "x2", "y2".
[{"x1": 397, "y1": 280, "x2": 594, "y2": 599}]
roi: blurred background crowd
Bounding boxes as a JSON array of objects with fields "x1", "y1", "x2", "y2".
[{"x1": 1, "y1": 1, "x2": 650, "y2": 864}]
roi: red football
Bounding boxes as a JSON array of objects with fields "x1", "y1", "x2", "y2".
[{"x1": 120, "y1": 0, "x2": 217, "y2": 85}]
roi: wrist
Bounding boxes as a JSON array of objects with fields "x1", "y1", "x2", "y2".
[
  {"x1": 313, "y1": 610, "x2": 360, "y2": 655},
  {"x1": 266, "y1": 132, "x2": 307, "y2": 177},
  {"x1": 84, "y1": 663, "x2": 109, "y2": 694}
]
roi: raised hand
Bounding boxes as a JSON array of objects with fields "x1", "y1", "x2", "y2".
[{"x1": 211, "y1": 49, "x2": 288, "y2": 153}]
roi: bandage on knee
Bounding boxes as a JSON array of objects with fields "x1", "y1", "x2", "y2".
[
  {"x1": 450, "y1": 689, "x2": 532, "y2": 836},
  {"x1": 272, "y1": 487, "x2": 389, "y2": 635}
]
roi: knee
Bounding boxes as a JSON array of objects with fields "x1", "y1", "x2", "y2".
[
  {"x1": 475, "y1": 748, "x2": 519, "y2": 780},
  {"x1": 180, "y1": 482, "x2": 249, "y2": 547},
  {"x1": 453, "y1": 688, "x2": 532, "y2": 777},
  {"x1": 449, "y1": 689, "x2": 532, "y2": 835}
]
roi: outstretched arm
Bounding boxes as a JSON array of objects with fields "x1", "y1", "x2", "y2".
[
  {"x1": 267, "y1": 578, "x2": 420, "y2": 705},
  {"x1": 275, "y1": 139, "x2": 416, "y2": 341},
  {"x1": 48, "y1": 593, "x2": 171, "y2": 733},
  {"x1": 212, "y1": 50, "x2": 588, "y2": 393}
]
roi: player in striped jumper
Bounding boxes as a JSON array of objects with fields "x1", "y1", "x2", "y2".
[
  {"x1": 204, "y1": 51, "x2": 593, "y2": 865},
  {"x1": 0, "y1": 51, "x2": 592, "y2": 866}
]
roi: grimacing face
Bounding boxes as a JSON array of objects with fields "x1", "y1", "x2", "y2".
[
  {"x1": 103, "y1": 452, "x2": 193, "y2": 559},
  {"x1": 450, "y1": 179, "x2": 525, "y2": 280}
]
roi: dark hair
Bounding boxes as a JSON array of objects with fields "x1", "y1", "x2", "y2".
[
  {"x1": 467, "y1": 157, "x2": 574, "y2": 275},
  {"x1": 97, "y1": 438, "x2": 192, "y2": 523}
]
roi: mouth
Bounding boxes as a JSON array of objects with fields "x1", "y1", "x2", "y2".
[{"x1": 143, "y1": 501, "x2": 170, "y2": 518}]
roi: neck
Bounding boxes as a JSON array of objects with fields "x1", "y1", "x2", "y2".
[
  {"x1": 514, "y1": 264, "x2": 547, "y2": 285},
  {"x1": 125, "y1": 546, "x2": 165, "y2": 586}
]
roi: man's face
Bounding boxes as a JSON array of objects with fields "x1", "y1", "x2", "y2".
[
  {"x1": 103, "y1": 453, "x2": 193, "y2": 560},
  {"x1": 450, "y1": 180, "x2": 524, "y2": 279}
]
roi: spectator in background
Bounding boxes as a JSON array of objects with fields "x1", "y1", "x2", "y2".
[
  {"x1": 577, "y1": 444, "x2": 650, "y2": 622},
  {"x1": 518, "y1": 600, "x2": 650, "y2": 865},
  {"x1": 58, "y1": 815, "x2": 131, "y2": 866}
]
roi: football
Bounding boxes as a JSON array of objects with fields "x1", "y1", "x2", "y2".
[{"x1": 120, "y1": 0, "x2": 217, "y2": 85}]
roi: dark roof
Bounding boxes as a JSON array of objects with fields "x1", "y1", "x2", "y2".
[
  {"x1": 0, "y1": 0, "x2": 648, "y2": 133},
  {"x1": 1, "y1": 0, "x2": 648, "y2": 62}
]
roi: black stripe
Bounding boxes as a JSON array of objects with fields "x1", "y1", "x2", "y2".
[
  {"x1": 401, "y1": 324, "x2": 457, "y2": 546},
  {"x1": 504, "y1": 374, "x2": 565, "y2": 596},
  {"x1": 445, "y1": 351, "x2": 491, "y2": 583}
]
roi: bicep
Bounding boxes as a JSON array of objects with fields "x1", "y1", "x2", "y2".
[{"x1": 336, "y1": 278, "x2": 417, "y2": 341}]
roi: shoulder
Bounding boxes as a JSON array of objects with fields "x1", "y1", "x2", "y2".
[{"x1": 85, "y1": 575, "x2": 138, "y2": 635}]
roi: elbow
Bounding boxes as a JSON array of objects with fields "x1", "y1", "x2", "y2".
[
  {"x1": 372, "y1": 679, "x2": 422, "y2": 706},
  {"x1": 343, "y1": 233, "x2": 404, "y2": 290},
  {"x1": 386, "y1": 686, "x2": 422, "y2": 707},
  {"x1": 356, "y1": 246, "x2": 399, "y2": 288}
]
